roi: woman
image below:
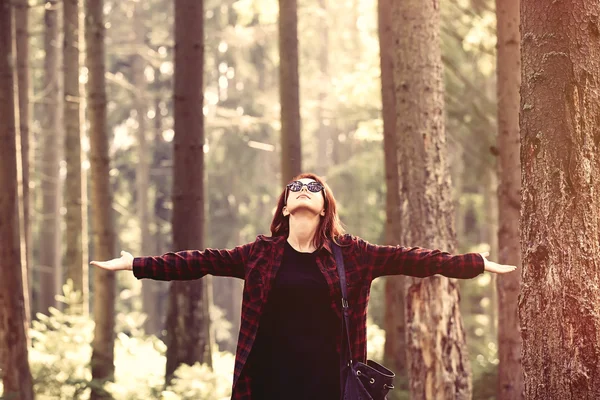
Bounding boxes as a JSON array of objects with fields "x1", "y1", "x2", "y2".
[{"x1": 91, "y1": 173, "x2": 516, "y2": 400}]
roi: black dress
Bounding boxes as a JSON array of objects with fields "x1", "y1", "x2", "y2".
[{"x1": 248, "y1": 241, "x2": 341, "y2": 400}]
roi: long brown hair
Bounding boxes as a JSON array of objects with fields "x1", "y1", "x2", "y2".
[{"x1": 270, "y1": 173, "x2": 345, "y2": 249}]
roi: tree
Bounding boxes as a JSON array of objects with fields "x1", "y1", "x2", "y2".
[
  {"x1": 86, "y1": 0, "x2": 117, "y2": 396},
  {"x1": 520, "y1": 1, "x2": 600, "y2": 398},
  {"x1": 14, "y1": 0, "x2": 32, "y2": 324},
  {"x1": 39, "y1": 0, "x2": 62, "y2": 313},
  {"x1": 393, "y1": 0, "x2": 472, "y2": 398},
  {"x1": 166, "y1": 0, "x2": 212, "y2": 381},
  {"x1": 0, "y1": 1, "x2": 34, "y2": 398},
  {"x1": 496, "y1": 0, "x2": 523, "y2": 397},
  {"x1": 130, "y1": 1, "x2": 159, "y2": 336},
  {"x1": 279, "y1": 0, "x2": 301, "y2": 184},
  {"x1": 64, "y1": 0, "x2": 87, "y2": 311},
  {"x1": 380, "y1": 0, "x2": 408, "y2": 393}
]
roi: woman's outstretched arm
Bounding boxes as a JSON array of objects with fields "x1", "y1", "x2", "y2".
[
  {"x1": 355, "y1": 238, "x2": 516, "y2": 279},
  {"x1": 90, "y1": 242, "x2": 254, "y2": 281}
]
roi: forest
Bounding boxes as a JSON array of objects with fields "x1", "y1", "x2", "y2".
[{"x1": 0, "y1": 0, "x2": 598, "y2": 399}]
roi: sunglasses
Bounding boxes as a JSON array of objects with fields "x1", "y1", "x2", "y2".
[{"x1": 286, "y1": 180, "x2": 324, "y2": 193}]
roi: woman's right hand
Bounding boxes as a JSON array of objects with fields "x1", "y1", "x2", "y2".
[{"x1": 90, "y1": 251, "x2": 134, "y2": 271}]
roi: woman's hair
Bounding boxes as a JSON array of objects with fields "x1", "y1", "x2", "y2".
[{"x1": 270, "y1": 173, "x2": 345, "y2": 249}]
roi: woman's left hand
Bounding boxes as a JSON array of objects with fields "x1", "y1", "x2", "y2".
[{"x1": 479, "y1": 252, "x2": 518, "y2": 274}]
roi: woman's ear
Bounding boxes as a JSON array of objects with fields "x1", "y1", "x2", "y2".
[
  {"x1": 320, "y1": 209, "x2": 325, "y2": 216},
  {"x1": 283, "y1": 207, "x2": 289, "y2": 216}
]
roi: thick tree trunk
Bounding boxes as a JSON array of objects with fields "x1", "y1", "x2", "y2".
[
  {"x1": 0, "y1": 2, "x2": 34, "y2": 397},
  {"x1": 392, "y1": 1, "x2": 472, "y2": 398},
  {"x1": 14, "y1": 0, "x2": 32, "y2": 324},
  {"x1": 166, "y1": 0, "x2": 212, "y2": 382},
  {"x1": 380, "y1": 0, "x2": 408, "y2": 392},
  {"x1": 496, "y1": 0, "x2": 523, "y2": 396},
  {"x1": 64, "y1": 0, "x2": 87, "y2": 310},
  {"x1": 39, "y1": 0, "x2": 62, "y2": 313},
  {"x1": 86, "y1": 0, "x2": 116, "y2": 397},
  {"x1": 279, "y1": 0, "x2": 301, "y2": 184},
  {"x1": 520, "y1": 1, "x2": 600, "y2": 398}
]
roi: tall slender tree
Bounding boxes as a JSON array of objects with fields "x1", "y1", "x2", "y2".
[
  {"x1": 64, "y1": 0, "x2": 87, "y2": 310},
  {"x1": 39, "y1": 0, "x2": 62, "y2": 313},
  {"x1": 86, "y1": 0, "x2": 117, "y2": 396},
  {"x1": 315, "y1": 0, "x2": 329, "y2": 177},
  {"x1": 166, "y1": 0, "x2": 212, "y2": 381},
  {"x1": 520, "y1": 0, "x2": 600, "y2": 398},
  {"x1": 380, "y1": 0, "x2": 408, "y2": 392},
  {"x1": 279, "y1": 0, "x2": 301, "y2": 184},
  {"x1": 131, "y1": 1, "x2": 157, "y2": 336},
  {"x1": 496, "y1": 0, "x2": 523, "y2": 397},
  {"x1": 393, "y1": 0, "x2": 472, "y2": 398},
  {"x1": 14, "y1": 0, "x2": 32, "y2": 323},
  {"x1": 0, "y1": 2, "x2": 34, "y2": 398}
]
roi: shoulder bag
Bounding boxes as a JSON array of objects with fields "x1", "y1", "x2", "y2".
[{"x1": 332, "y1": 242, "x2": 395, "y2": 400}]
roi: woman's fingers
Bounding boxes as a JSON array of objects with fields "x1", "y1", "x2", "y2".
[
  {"x1": 488, "y1": 261, "x2": 517, "y2": 274},
  {"x1": 90, "y1": 253, "x2": 130, "y2": 271}
]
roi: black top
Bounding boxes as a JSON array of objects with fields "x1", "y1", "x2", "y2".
[{"x1": 248, "y1": 241, "x2": 341, "y2": 400}]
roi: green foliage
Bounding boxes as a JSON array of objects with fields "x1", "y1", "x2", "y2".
[
  {"x1": 29, "y1": 284, "x2": 94, "y2": 399},
  {"x1": 161, "y1": 354, "x2": 235, "y2": 400},
  {"x1": 22, "y1": 284, "x2": 233, "y2": 399}
]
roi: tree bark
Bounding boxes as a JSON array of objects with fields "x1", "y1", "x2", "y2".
[
  {"x1": 496, "y1": 0, "x2": 523, "y2": 396},
  {"x1": 39, "y1": 0, "x2": 62, "y2": 313},
  {"x1": 14, "y1": 0, "x2": 32, "y2": 324},
  {"x1": 520, "y1": 1, "x2": 600, "y2": 398},
  {"x1": 0, "y1": 2, "x2": 34, "y2": 397},
  {"x1": 279, "y1": 0, "x2": 301, "y2": 184},
  {"x1": 86, "y1": 0, "x2": 116, "y2": 397},
  {"x1": 166, "y1": 0, "x2": 212, "y2": 382},
  {"x1": 393, "y1": 0, "x2": 472, "y2": 398},
  {"x1": 380, "y1": 0, "x2": 408, "y2": 392},
  {"x1": 64, "y1": 0, "x2": 87, "y2": 311}
]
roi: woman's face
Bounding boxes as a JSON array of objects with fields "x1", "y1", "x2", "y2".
[{"x1": 284, "y1": 178, "x2": 326, "y2": 217}]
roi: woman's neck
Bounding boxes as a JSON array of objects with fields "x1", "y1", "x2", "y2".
[{"x1": 287, "y1": 213, "x2": 320, "y2": 252}]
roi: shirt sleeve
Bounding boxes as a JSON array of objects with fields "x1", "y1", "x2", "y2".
[
  {"x1": 357, "y1": 238, "x2": 485, "y2": 279},
  {"x1": 132, "y1": 241, "x2": 253, "y2": 281}
]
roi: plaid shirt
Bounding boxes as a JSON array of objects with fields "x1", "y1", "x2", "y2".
[{"x1": 133, "y1": 234, "x2": 484, "y2": 399}]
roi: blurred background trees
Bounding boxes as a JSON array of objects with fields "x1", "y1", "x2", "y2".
[{"x1": 0, "y1": 0, "x2": 542, "y2": 398}]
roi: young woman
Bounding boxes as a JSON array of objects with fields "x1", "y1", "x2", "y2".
[{"x1": 91, "y1": 173, "x2": 516, "y2": 400}]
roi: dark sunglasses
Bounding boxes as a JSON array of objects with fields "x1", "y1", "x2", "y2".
[{"x1": 286, "y1": 180, "x2": 324, "y2": 193}]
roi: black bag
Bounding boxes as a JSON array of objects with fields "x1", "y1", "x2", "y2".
[{"x1": 332, "y1": 242, "x2": 395, "y2": 400}]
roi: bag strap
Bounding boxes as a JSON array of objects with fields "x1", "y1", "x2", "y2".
[{"x1": 332, "y1": 240, "x2": 353, "y2": 367}]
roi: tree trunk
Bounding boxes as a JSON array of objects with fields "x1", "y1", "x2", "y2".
[
  {"x1": 392, "y1": 0, "x2": 472, "y2": 398},
  {"x1": 166, "y1": 0, "x2": 212, "y2": 382},
  {"x1": 86, "y1": 0, "x2": 116, "y2": 397},
  {"x1": 315, "y1": 0, "x2": 329, "y2": 177},
  {"x1": 131, "y1": 2, "x2": 157, "y2": 336},
  {"x1": 520, "y1": 1, "x2": 600, "y2": 398},
  {"x1": 14, "y1": 0, "x2": 32, "y2": 324},
  {"x1": 279, "y1": 0, "x2": 301, "y2": 184},
  {"x1": 39, "y1": 0, "x2": 62, "y2": 313},
  {"x1": 0, "y1": 2, "x2": 34, "y2": 397},
  {"x1": 380, "y1": 0, "x2": 408, "y2": 393},
  {"x1": 64, "y1": 0, "x2": 87, "y2": 311},
  {"x1": 496, "y1": 0, "x2": 523, "y2": 398},
  {"x1": 142, "y1": 84, "x2": 166, "y2": 337}
]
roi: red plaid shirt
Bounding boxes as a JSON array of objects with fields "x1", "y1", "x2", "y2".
[{"x1": 133, "y1": 234, "x2": 484, "y2": 399}]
